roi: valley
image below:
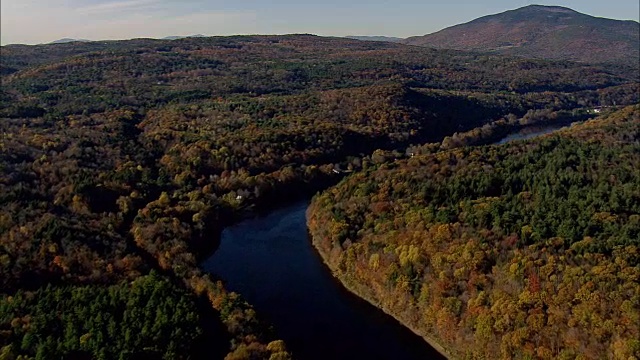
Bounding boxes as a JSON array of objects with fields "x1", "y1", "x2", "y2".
[{"x1": 0, "y1": 5, "x2": 639, "y2": 359}]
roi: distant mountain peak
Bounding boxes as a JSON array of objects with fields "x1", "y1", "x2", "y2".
[
  {"x1": 403, "y1": 5, "x2": 639, "y2": 66},
  {"x1": 345, "y1": 36, "x2": 404, "y2": 43},
  {"x1": 162, "y1": 34, "x2": 207, "y2": 40},
  {"x1": 50, "y1": 38, "x2": 91, "y2": 44}
]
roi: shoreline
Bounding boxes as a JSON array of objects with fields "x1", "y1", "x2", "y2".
[{"x1": 309, "y1": 234, "x2": 456, "y2": 360}]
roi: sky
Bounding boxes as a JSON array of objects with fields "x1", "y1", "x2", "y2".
[{"x1": 1, "y1": 0, "x2": 639, "y2": 45}]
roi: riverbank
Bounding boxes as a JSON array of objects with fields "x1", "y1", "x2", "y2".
[
  {"x1": 304, "y1": 119, "x2": 585, "y2": 360},
  {"x1": 305, "y1": 106, "x2": 640, "y2": 360},
  {"x1": 308, "y1": 227, "x2": 455, "y2": 359}
]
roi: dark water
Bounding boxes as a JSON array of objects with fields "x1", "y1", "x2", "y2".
[
  {"x1": 202, "y1": 202, "x2": 445, "y2": 360},
  {"x1": 495, "y1": 123, "x2": 569, "y2": 145}
]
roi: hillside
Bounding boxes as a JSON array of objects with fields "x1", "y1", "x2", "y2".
[
  {"x1": 404, "y1": 5, "x2": 640, "y2": 68},
  {"x1": 308, "y1": 105, "x2": 640, "y2": 359},
  {"x1": 0, "y1": 35, "x2": 638, "y2": 359}
]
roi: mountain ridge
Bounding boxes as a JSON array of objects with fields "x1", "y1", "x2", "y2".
[
  {"x1": 49, "y1": 38, "x2": 91, "y2": 44},
  {"x1": 345, "y1": 36, "x2": 404, "y2": 43},
  {"x1": 162, "y1": 34, "x2": 206, "y2": 40}
]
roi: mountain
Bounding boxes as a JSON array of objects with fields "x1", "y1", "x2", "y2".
[
  {"x1": 345, "y1": 36, "x2": 404, "y2": 43},
  {"x1": 162, "y1": 34, "x2": 206, "y2": 40},
  {"x1": 404, "y1": 5, "x2": 640, "y2": 66},
  {"x1": 49, "y1": 38, "x2": 91, "y2": 44},
  {"x1": 47, "y1": 36, "x2": 207, "y2": 44}
]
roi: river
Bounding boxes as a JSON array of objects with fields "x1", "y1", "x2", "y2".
[
  {"x1": 202, "y1": 202, "x2": 445, "y2": 360},
  {"x1": 494, "y1": 123, "x2": 569, "y2": 145},
  {"x1": 202, "y1": 122, "x2": 571, "y2": 359}
]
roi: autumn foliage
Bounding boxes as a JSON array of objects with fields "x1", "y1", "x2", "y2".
[
  {"x1": 1, "y1": 34, "x2": 638, "y2": 358},
  {"x1": 308, "y1": 106, "x2": 640, "y2": 359}
]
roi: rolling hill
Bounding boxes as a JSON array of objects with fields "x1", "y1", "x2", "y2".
[
  {"x1": 308, "y1": 105, "x2": 640, "y2": 359},
  {"x1": 404, "y1": 5, "x2": 640, "y2": 67},
  {"x1": 1, "y1": 34, "x2": 638, "y2": 359}
]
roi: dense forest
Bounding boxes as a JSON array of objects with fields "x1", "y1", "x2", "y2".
[
  {"x1": 1, "y1": 34, "x2": 638, "y2": 358},
  {"x1": 1, "y1": 272, "x2": 205, "y2": 359},
  {"x1": 308, "y1": 106, "x2": 640, "y2": 359}
]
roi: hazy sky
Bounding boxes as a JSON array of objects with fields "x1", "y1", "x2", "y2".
[{"x1": 2, "y1": 0, "x2": 639, "y2": 45}]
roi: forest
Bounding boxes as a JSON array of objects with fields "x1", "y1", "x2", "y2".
[
  {"x1": 308, "y1": 106, "x2": 640, "y2": 359},
  {"x1": 0, "y1": 34, "x2": 639, "y2": 359}
]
